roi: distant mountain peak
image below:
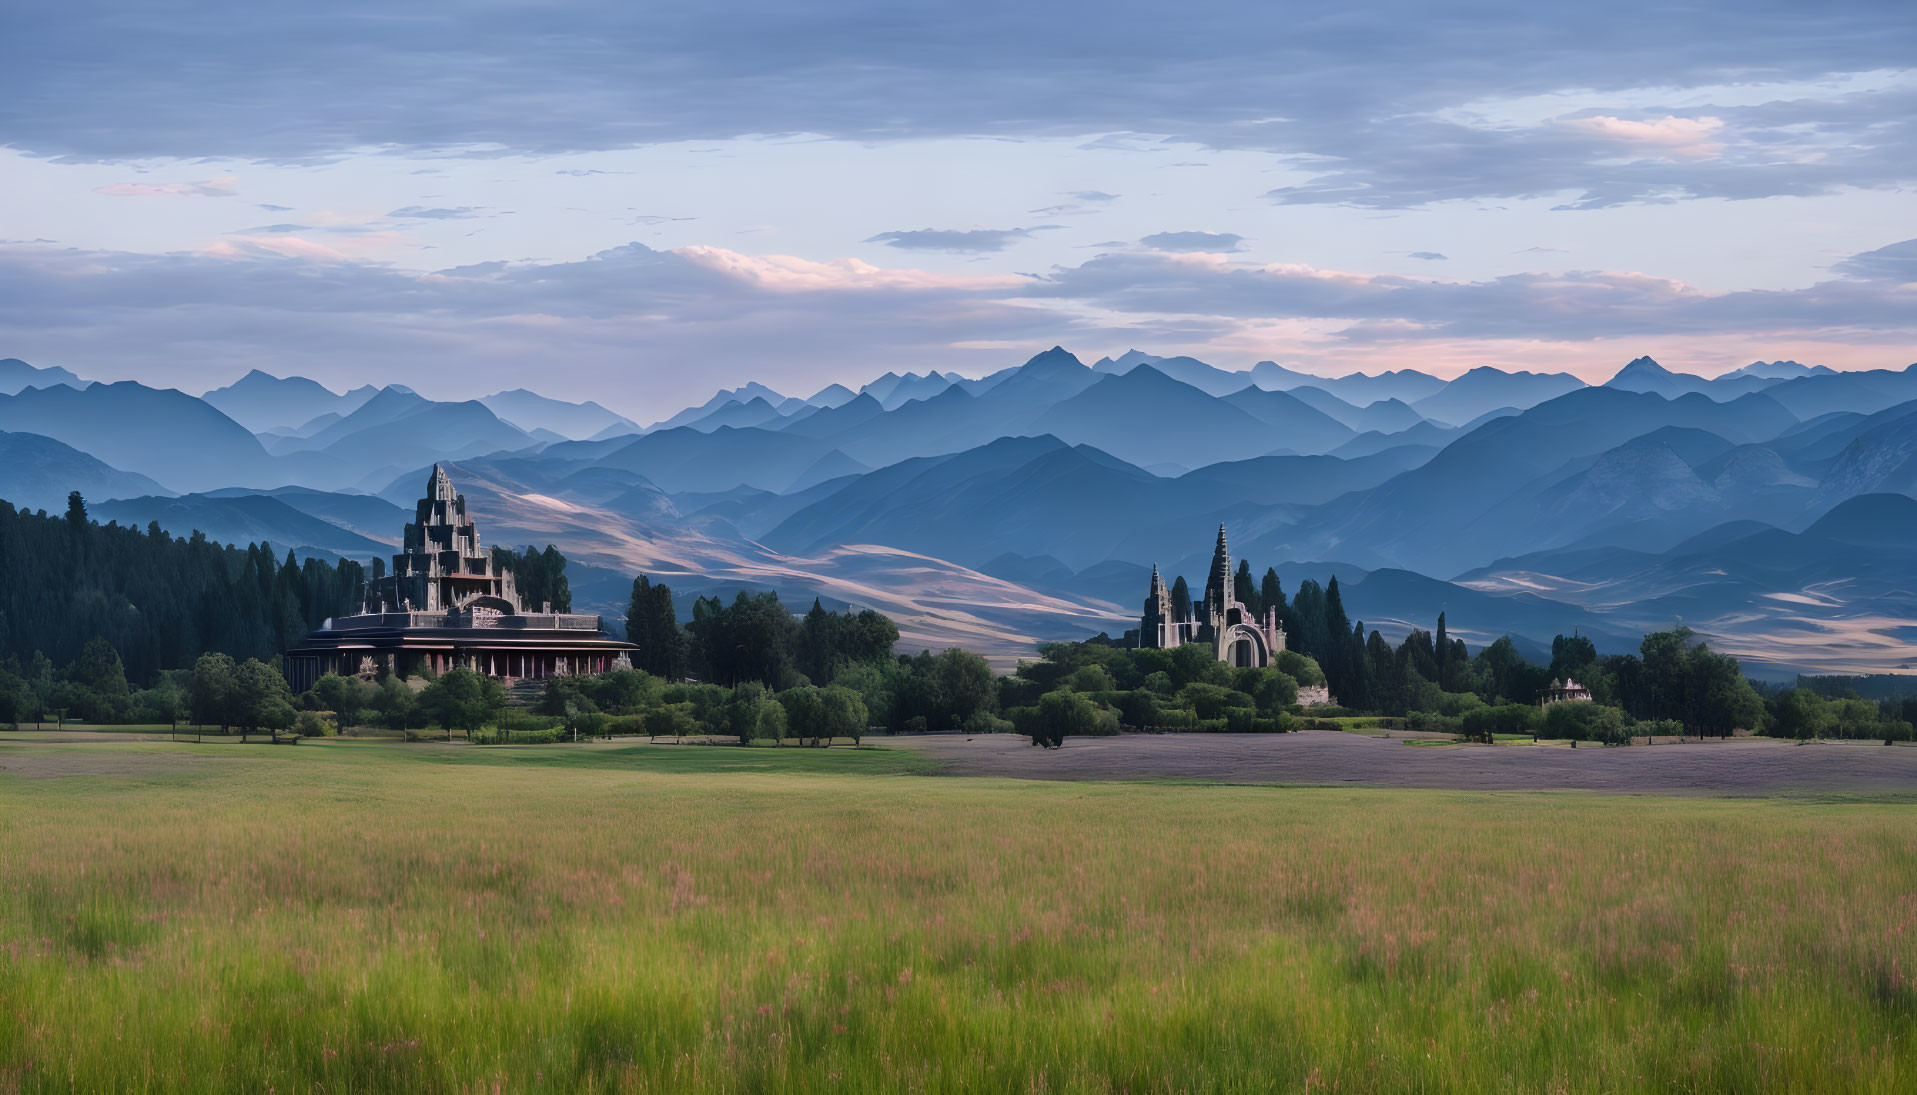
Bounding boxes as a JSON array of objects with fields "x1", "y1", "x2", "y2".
[
  {"x1": 1020, "y1": 346, "x2": 1087, "y2": 373},
  {"x1": 1606, "y1": 356, "x2": 1674, "y2": 385},
  {"x1": 1724, "y1": 359, "x2": 1836, "y2": 380}
]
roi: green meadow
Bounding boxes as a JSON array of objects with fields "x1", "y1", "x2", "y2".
[{"x1": 1, "y1": 738, "x2": 1913, "y2": 1093}]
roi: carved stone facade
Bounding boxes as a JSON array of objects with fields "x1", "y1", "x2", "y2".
[
  {"x1": 365, "y1": 464, "x2": 524, "y2": 614},
  {"x1": 1137, "y1": 525, "x2": 1287, "y2": 669},
  {"x1": 283, "y1": 465, "x2": 634, "y2": 692}
]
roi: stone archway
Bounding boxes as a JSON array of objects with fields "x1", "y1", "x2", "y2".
[{"x1": 1221, "y1": 624, "x2": 1270, "y2": 668}]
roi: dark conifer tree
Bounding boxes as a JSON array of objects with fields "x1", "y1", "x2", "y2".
[
  {"x1": 1233, "y1": 560, "x2": 1258, "y2": 615},
  {"x1": 1290, "y1": 580, "x2": 1330, "y2": 660},
  {"x1": 1259, "y1": 569, "x2": 1285, "y2": 624}
]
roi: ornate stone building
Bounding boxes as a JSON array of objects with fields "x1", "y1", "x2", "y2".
[
  {"x1": 1540, "y1": 678, "x2": 1593, "y2": 707},
  {"x1": 283, "y1": 465, "x2": 634, "y2": 691},
  {"x1": 1138, "y1": 525, "x2": 1287, "y2": 668}
]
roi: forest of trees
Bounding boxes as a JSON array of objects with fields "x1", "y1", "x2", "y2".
[
  {"x1": 492, "y1": 544, "x2": 570, "y2": 613},
  {"x1": 3, "y1": 498, "x2": 1911, "y2": 748},
  {"x1": 0, "y1": 494, "x2": 365, "y2": 682},
  {"x1": 624, "y1": 576, "x2": 900, "y2": 689}
]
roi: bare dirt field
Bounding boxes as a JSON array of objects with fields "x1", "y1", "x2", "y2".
[{"x1": 892, "y1": 730, "x2": 1917, "y2": 794}]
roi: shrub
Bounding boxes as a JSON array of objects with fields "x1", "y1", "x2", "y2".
[
  {"x1": 1032, "y1": 690, "x2": 1117, "y2": 747},
  {"x1": 1541, "y1": 702, "x2": 1629, "y2": 744},
  {"x1": 962, "y1": 710, "x2": 1015, "y2": 735},
  {"x1": 1460, "y1": 703, "x2": 1541, "y2": 742},
  {"x1": 1405, "y1": 711, "x2": 1462, "y2": 735},
  {"x1": 293, "y1": 710, "x2": 335, "y2": 737}
]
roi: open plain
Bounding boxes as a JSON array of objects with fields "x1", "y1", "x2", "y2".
[
  {"x1": 2, "y1": 732, "x2": 1915, "y2": 1092},
  {"x1": 893, "y1": 729, "x2": 1917, "y2": 793}
]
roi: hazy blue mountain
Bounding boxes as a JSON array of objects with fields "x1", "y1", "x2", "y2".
[
  {"x1": 1043, "y1": 367, "x2": 1343, "y2": 466},
  {"x1": 1725, "y1": 360, "x2": 1834, "y2": 380},
  {"x1": 811, "y1": 348, "x2": 1104, "y2": 466},
  {"x1": 271, "y1": 386, "x2": 432, "y2": 452},
  {"x1": 766, "y1": 435, "x2": 1160, "y2": 569},
  {"x1": 1328, "y1": 420, "x2": 1457, "y2": 458},
  {"x1": 1250, "y1": 360, "x2": 1447, "y2": 405},
  {"x1": 1346, "y1": 567, "x2": 1635, "y2": 651},
  {"x1": 0, "y1": 358, "x2": 88, "y2": 396},
  {"x1": 600, "y1": 481, "x2": 683, "y2": 525},
  {"x1": 321, "y1": 400, "x2": 540, "y2": 487},
  {"x1": 1602, "y1": 355, "x2": 1782, "y2": 402},
  {"x1": 978, "y1": 551, "x2": 1080, "y2": 593},
  {"x1": 1751, "y1": 366, "x2": 1917, "y2": 419},
  {"x1": 592, "y1": 425, "x2": 834, "y2": 493},
  {"x1": 1800, "y1": 401, "x2": 1917, "y2": 513},
  {"x1": 200, "y1": 484, "x2": 407, "y2": 542},
  {"x1": 1457, "y1": 494, "x2": 1917, "y2": 672},
  {"x1": 682, "y1": 395, "x2": 788, "y2": 432},
  {"x1": 805, "y1": 382, "x2": 858, "y2": 408},
  {"x1": 983, "y1": 346, "x2": 1102, "y2": 405},
  {"x1": 778, "y1": 392, "x2": 887, "y2": 439},
  {"x1": 1281, "y1": 386, "x2": 1426, "y2": 434},
  {"x1": 260, "y1": 387, "x2": 539, "y2": 487},
  {"x1": 1169, "y1": 446, "x2": 1438, "y2": 508},
  {"x1": 547, "y1": 465, "x2": 664, "y2": 505},
  {"x1": 1215, "y1": 384, "x2": 1359, "y2": 455},
  {"x1": 763, "y1": 434, "x2": 1429, "y2": 573},
  {"x1": 1410, "y1": 366, "x2": 1586, "y2": 426},
  {"x1": 673, "y1": 474, "x2": 864, "y2": 539},
  {"x1": 786, "y1": 449, "x2": 870, "y2": 493},
  {"x1": 202, "y1": 369, "x2": 373, "y2": 432},
  {"x1": 95, "y1": 492, "x2": 390, "y2": 557},
  {"x1": 647, "y1": 382, "x2": 789, "y2": 431},
  {"x1": 0, "y1": 431, "x2": 168, "y2": 512},
  {"x1": 1461, "y1": 433, "x2": 1730, "y2": 558},
  {"x1": 0, "y1": 381, "x2": 273, "y2": 493},
  {"x1": 480, "y1": 388, "x2": 638, "y2": 439},
  {"x1": 1092, "y1": 350, "x2": 1256, "y2": 397},
  {"x1": 1243, "y1": 386, "x2": 1803, "y2": 575},
  {"x1": 861, "y1": 370, "x2": 962, "y2": 409}
]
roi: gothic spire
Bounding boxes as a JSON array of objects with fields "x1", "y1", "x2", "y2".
[{"x1": 1208, "y1": 523, "x2": 1231, "y2": 612}]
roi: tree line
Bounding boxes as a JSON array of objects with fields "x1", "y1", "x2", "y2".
[
  {"x1": 5, "y1": 498, "x2": 1908, "y2": 747},
  {"x1": 0, "y1": 493, "x2": 366, "y2": 683},
  {"x1": 624, "y1": 576, "x2": 900, "y2": 688}
]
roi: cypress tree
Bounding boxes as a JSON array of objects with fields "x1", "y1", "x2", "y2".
[{"x1": 1259, "y1": 568, "x2": 1284, "y2": 623}]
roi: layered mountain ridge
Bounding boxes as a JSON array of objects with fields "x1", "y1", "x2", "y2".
[{"x1": 3, "y1": 349, "x2": 1913, "y2": 675}]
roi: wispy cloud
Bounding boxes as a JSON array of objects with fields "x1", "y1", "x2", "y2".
[
  {"x1": 386, "y1": 205, "x2": 488, "y2": 220},
  {"x1": 12, "y1": 2, "x2": 1908, "y2": 213},
  {"x1": 1833, "y1": 238, "x2": 1917, "y2": 283},
  {"x1": 1140, "y1": 231, "x2": 1244, "y2": 253},
  {"x1": 865, "y1": 227, "x2": 1053, "y2": 253},
  {"x1": 95, "y1": 176, "x2": 237, "y2": 198}
]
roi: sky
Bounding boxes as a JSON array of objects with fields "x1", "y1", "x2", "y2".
[{"x1": 1, "y1": 0, "x2": 1914, "y2": 419}]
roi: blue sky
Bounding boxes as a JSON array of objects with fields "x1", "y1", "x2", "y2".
[{"x1": 1, "y1": 0, "x2": 1913, "y2": 417}]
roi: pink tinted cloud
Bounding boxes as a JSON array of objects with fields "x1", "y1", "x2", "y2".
[{"x1": 1565, "y1": 115, "x2": 1724, "y2": 158}]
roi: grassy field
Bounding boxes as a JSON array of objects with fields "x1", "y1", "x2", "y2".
[{"x1": 2, "y1": 739, "x2": 1914, "y2": 1092}]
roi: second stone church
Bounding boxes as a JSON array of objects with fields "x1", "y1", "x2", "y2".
[{"x1": 1139, "y1": 525, "x2": 1287, "y2": 668}]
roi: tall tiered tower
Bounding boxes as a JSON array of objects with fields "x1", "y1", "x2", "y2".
[{"x1": 367, "y1": 465, "x2": 524, "y2": 614}]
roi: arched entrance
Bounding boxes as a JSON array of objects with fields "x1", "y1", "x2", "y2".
[{"x1": 1221, "y1": 624, "x2": 1270, "y2": 668}]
